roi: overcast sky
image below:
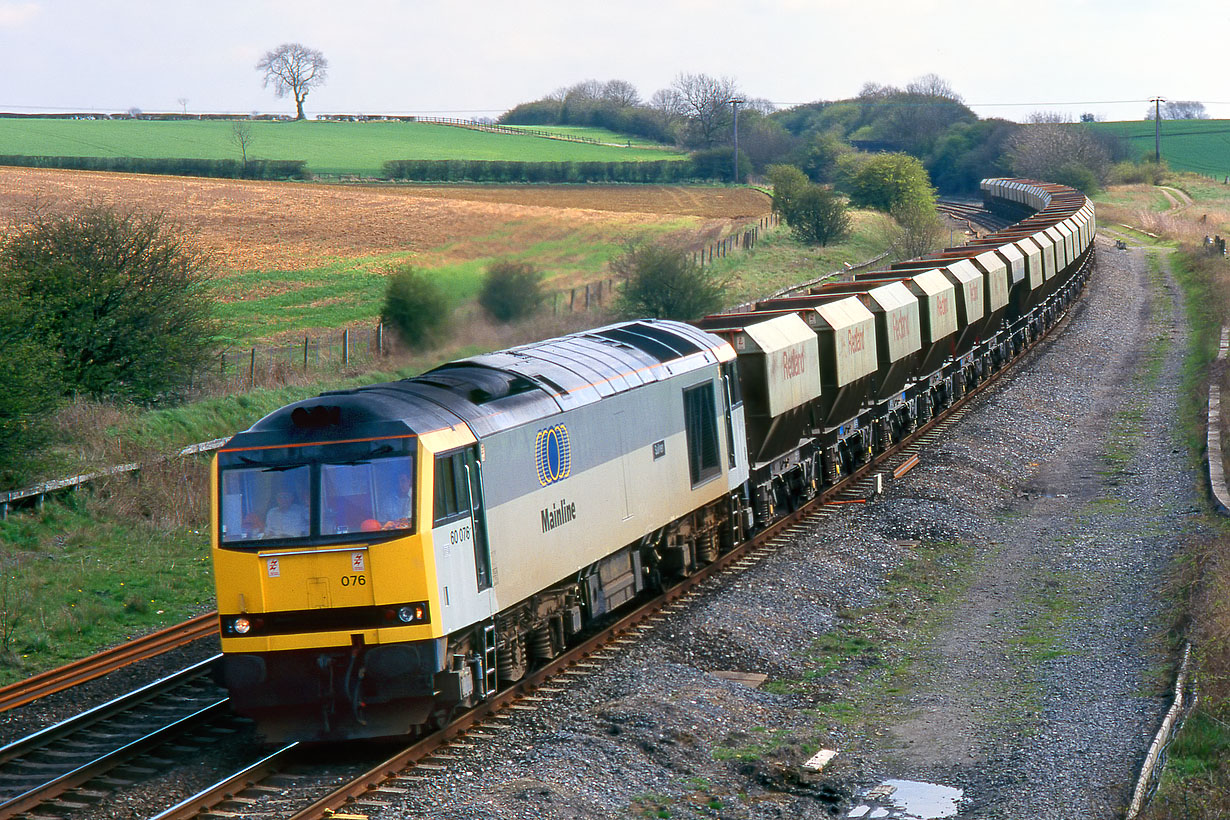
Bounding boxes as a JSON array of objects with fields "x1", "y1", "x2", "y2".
[{"x1": 1, "y1": 0, "x2": 1222, "y2": 123}]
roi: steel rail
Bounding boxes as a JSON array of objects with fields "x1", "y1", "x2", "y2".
[
  {"x1": 146, "y1": 742, "x2": 300, "y2": 820},
  {"x1": 0, "y1": 655, "x2": 220, "y2": 767},
  {"x1": 0, "y1": 611, "x2": 218, "y2": 714},
  {"x1": 0, "y1": 698, "x2": 231, "y2": 819}
]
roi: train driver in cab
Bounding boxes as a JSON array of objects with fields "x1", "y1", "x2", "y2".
[
  {"x1": 379, "y1": 471, "x2": 414, "y2": 527},
  {"x1": 265, "y1": 488, "x2": 308, "y2": 538}
]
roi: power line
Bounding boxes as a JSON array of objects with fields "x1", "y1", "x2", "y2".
[{"x1": 766, "y1": 98, "x2": 1153, "y2": 109}]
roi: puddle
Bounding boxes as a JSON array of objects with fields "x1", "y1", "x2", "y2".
[{"x1": 847, "y1": 779, "x2": 964, "y2": 819}]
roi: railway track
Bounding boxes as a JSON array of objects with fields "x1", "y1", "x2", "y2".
[
  {"x1": 0, "y1": 657, "x2": 246, "y2": 819},
  {"x1": 0, "y1": 611, "x2": 218, "y2": 715},
  {"x1": 936, "y1": 199, "x2": 1015, "y2": 233},
  {"x1": 141, "y1": 250, "x2": 1093, "y2": 820}
]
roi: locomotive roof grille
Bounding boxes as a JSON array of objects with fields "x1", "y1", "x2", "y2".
[
  {"x1": 414, "y1": 365, "x2": 541, "y2": 405},
  {"x1": 589, "y1": 322, "x2": 703, "y2": 362}
]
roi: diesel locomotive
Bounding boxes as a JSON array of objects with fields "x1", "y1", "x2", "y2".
[{"x1": 209, "y1": 178, "x2": 1095, "y2": 741}]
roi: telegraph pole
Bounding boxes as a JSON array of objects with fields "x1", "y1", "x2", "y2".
[
  {"x1": 1151, "y1": 96, "x2": 1165, "y2": 163},
  {"x1": 729, "y1": 98, "x2": 744, "y2": 184}
]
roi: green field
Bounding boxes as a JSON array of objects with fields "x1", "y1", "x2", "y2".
[
  {"x1": 1092, "y1": 119, "x2": 1230, "y2": 179},
  {"x1": 0, "y1": 119, "x2": 685, "y2": 177}
]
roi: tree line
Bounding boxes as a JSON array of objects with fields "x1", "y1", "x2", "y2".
[{"x1": 501, "y1": 72, "x2": 1158, "y2": 196}]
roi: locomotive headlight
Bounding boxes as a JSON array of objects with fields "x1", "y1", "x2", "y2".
[
  {"x1": 397, "y1": 606, "x2": 416, "y2": 623},
  {"x1": 233, "y1": 617, "x2": 252, "y2": 634}
]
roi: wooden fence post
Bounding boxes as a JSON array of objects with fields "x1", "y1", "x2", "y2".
[
  {"x1": 377, "y1": 323, "x2": 384, "y2": 356},
  {"x1": 304, "y1": 335, "x2": 309, "y2": 371},
  {"x1": 249, "y1": 348, "x2": 255, "y2": 385},
  {"x1": 343, "y1": 328, "x2": 350, "y2": 365}
]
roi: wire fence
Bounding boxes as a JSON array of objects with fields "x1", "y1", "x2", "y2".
[
  {"x1": 208, "y1": 325, "x2": 389, "y2": 393},
  {"x1": 693, "y1": 214, "x2": 781, "y2": 268},
  {"x1": 416, "y1": 117, "x2": 608, "y2": 145}
]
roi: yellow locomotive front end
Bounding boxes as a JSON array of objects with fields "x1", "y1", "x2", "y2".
[{"x1": 210, "y1": 410, "x2": 456, "y2": 741}]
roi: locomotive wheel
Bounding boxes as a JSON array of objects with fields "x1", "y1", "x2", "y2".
[{"x1": 497, "y1": 633, "x2": 528, "y2": 684}]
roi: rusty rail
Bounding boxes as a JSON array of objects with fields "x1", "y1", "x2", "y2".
[{"x1": 0, "y1": 611, "x2": 218, "y2": 714}]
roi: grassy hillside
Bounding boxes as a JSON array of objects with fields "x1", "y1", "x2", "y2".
[
  {"x1": 0, "y1": 119, "x2": 685, "y2": 177},
  {"x1": 1092, "y1": 119, "x2": 1230, "y2": 179}
]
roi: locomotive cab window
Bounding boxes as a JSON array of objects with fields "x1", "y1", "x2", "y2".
[
  {"x1": 683, "y1": 381, "x2": 721, "y2": 487},
  {"x1": 218, "y1": 436, "x2": 416, "y2": 546},
  {"x1": 433, "y1": 448, "x2": 493, "y2": 591},
  {"x1": 320, "y1": 454, "x2": 415, "y2": 536},
  {"x1": 221, "y1": 465, "x2": 311, "y2": 542}
]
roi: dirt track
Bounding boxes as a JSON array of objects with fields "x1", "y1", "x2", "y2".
[{"x1": 0, "y1": 168, "x2": 770, "y2": 272}]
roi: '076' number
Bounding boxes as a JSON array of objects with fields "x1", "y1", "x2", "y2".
[{"x1": 340, "y1": 574, "x2": 366, "y2": 587}]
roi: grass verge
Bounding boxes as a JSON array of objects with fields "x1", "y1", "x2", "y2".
[{"x1": 748, "y1": 539, "x2": 980, "y2": 744}]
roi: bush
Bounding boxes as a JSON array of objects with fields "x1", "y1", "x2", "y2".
[
  {"x1": 613, "y1": 243, "x2": 728, "y2": 321},
  {"x1": 784, "y1": 185, "x2": 851, "y2": 247},
  {"x1": 845, "y1": 152, "x2": 935, "y2": 213},
  {"x1": 1107, "y1": 159, "x2": 1167, "y2": 186},
  {"x1": 0, "y1": 296, "x2": 63, "y2": 486},
  {"x1": 380, "y1": 266, "x2": 451, "y2": 349},
  {"x1": 766, "y1": 164, "x2": 810, "y2": 216},
  {"x1": 479, "y1": 260, "x2": 544, "y2": 323},
  {"x1": 889, "y1": 200, "x2": 946, "y2": 259},
  {"x1": 1052, "y1": 161, "x2": 1100, "y2": 195},
  {"x1": 0, "y1": 204, "x2": 218, "y2": 405},
  {"x1": 381, "y1": 159, "x2": 697, "y2": 183}
]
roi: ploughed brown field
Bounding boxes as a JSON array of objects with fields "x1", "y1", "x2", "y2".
[{"x1": 0, "y1": 168, "x2": 771, "y2": 272}]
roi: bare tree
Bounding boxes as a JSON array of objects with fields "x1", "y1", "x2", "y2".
[
  {"x1": 561, "y1": 79, "x2": 604, "y2": 104},
  {"x1": 257, "y1": 43, "x2": 328, "y2": 120},
  {"x1": 1028, "y1": 110, "x2": 1074, "y2": 124},
  {"x1": 1146, "y1": 100, "x2": 1208, "y2": 120},
  {"x1": 177, "y1": 97, "x2": 188, "y2": 115},
  {"x1": 1008, "y1": 123, "x2": 1110, "y2": 184},
  {"x1": 231, "y1": 120, "x2": 254, "y2": 174},
  {"x1": 742, "y1": 97, "x2": 776, "y2": 116},
  {"x1": 906, "y1": 73, "x2": 963, "y2": 102},
  {"x1": 857, "y1": 81, "x2": 898, "y2": 100},
  {"x1": 1169, "y1": 100, "x2": 1208, "y2": 119},
  {"x1": 602, "y1": 79, "x2": 640, "y2": 107},
  {"x1": 649, "y1": 87, "x2": 687, "y2": 135},
  {"x1": 671, "y1": 73, "x2": 741, "y2": 148}
]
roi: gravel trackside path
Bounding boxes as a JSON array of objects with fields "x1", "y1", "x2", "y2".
[
  {"x1": 363, "y1": 235, "x2": 1200, "y2": 820},
  {"x1": 838, "y1": 240, "x2": 1202, "y2": 818}
]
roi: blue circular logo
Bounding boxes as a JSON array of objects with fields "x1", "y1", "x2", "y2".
[{"x1": 535, "y1": 425, "x2": 571, "y2": 486}]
